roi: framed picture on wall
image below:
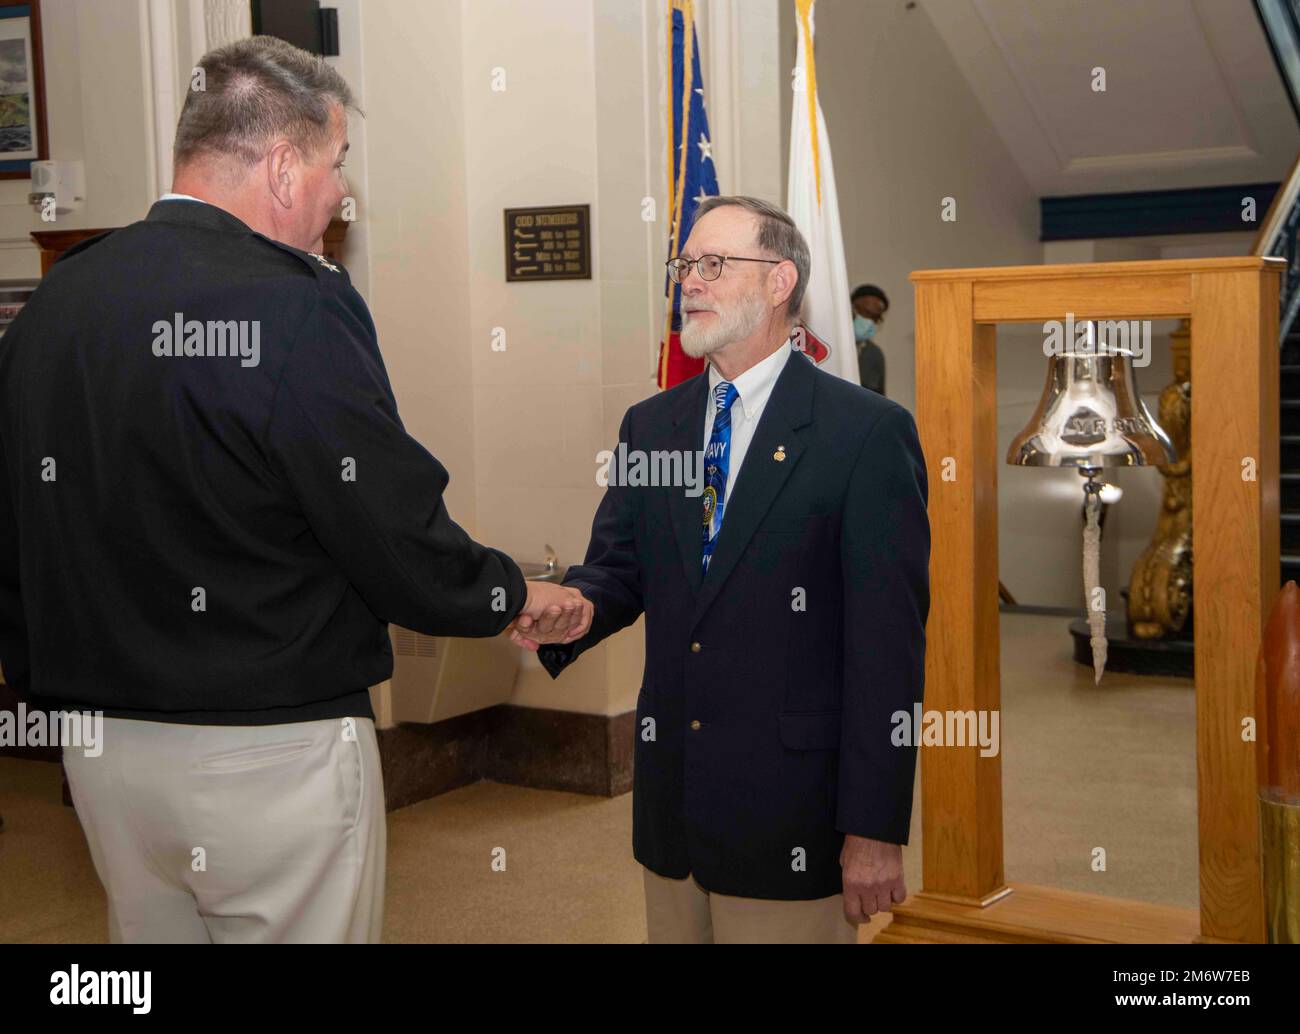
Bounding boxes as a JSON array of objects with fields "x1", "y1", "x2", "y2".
[{"x1": 0, "y1": 0, "x2": 46, "y2": 179}]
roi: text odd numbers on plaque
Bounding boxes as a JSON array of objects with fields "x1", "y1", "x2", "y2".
[{"x1": 504, "y1": 204, "x2": 592, "y2": 282}]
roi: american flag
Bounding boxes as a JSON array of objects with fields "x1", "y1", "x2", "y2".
[{"x1": 657, "y1": 0, "x2": 719, "y2": 390}]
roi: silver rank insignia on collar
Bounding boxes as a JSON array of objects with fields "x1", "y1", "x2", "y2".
[{"x1": 308, "y1": 252, "x2": 340, "y2": 273}]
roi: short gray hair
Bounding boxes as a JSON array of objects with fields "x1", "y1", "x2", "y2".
[
  {"x1": 694, "y1": 195, "x2": 811, "y2": 319},
  {"x1": 174, "y1": 36, "x2": 358, "y2": 170}
]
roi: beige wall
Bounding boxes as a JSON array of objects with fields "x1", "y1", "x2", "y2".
[
  {"x1": 356, "y1": 0, "x2": 788, "y2": 716},
  {"x1": 464, "y1": 0, "x2": 640, "y2": 715}
]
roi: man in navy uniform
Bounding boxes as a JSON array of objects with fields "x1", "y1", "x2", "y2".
[
  {"x1": 512, "y1": 196, "x2": 929, "y2": 943},
  {"x1": 0, "y1": 36, "x2": 588, "y2": 943}
]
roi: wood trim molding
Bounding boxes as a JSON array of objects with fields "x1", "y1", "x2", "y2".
[
  {"x1": 31, "y1": 228, "x2": 113, "y2": 276},
  {"x1": 911, "y1": 254, "x2": 1284, "y2": 283},
  {"x1": 31, "y1": 218, "x2": 350, "y2": 275}
]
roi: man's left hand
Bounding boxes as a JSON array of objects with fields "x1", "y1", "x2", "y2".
[{"x1": 840, "y1": 834, "x2": 906, "y2": 924}]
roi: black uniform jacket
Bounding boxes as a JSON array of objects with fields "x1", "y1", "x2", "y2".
[{"x1": 0, "y1": 200, "x2": 525, "y2": 725}]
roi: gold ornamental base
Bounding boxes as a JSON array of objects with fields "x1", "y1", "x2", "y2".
[{"x1": 1260, "y1": 791, "x2": 1300, "y2": 943}]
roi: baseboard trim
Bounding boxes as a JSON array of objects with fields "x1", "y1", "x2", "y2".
[{"x1": 377, "y1": 704, "x2": 634, "y2": 812}]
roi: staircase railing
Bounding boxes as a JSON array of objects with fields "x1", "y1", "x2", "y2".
[
  {"x1": 1255, "y1": 1, "x2": 1300, "y2": 342},
  {"x1": 1254, "y1": 153, "x2": 1300, "y2": 344}
]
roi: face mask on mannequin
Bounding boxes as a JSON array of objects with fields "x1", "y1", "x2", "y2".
[{"x1": 853, "y1": 314, "x2": 877, "y2": 342}]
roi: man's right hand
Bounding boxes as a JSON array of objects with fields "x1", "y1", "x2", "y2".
[{"x1": 508, "y1": 582, "x2": 593, "y2": 651}]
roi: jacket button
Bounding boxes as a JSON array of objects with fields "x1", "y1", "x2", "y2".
[
  {"x1": 690, "y1": 642, "x2": 702, "y2": 652},
  {"x1": 690, "y1": 720, "x2": 701, "y2": 730}
]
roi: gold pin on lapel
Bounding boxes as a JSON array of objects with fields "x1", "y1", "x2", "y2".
[{"x1": 773, "y1": 444, "x2": 786, "y2": 462}]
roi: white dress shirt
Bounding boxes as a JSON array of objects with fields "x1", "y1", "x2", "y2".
[
  {"x1": 703, "y1": 340, "x2": 794, "y2": 503},
  {"x1": 159, "y1": 192, "x2": 207, "y2": 204}
]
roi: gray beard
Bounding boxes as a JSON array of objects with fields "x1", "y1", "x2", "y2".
[{"x1": 680, "y1": 292, "x2": 768, "y2": 358}]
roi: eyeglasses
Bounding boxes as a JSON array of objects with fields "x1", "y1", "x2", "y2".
[{"x1": 666, "y1": 254, "x2": 780, "y2": 284}]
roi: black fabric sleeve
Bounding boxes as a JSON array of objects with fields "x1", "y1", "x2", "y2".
[
  {"x1": 265, "y1": 285, "x2": 526, "y2": 637},
  {"x1": 538, "y1": 407, "x2": 644, "y2": 678},
  {"x1": 837, "y1": 405, "x2": 930, "y2": 843}
]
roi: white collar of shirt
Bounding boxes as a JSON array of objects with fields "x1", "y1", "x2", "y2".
[
  {"x1": 707, "y1": 339, "x2": 793, "y2": 424},
  {"x1": 159, "y1": 192, "x2": 208, "y2": 204}
]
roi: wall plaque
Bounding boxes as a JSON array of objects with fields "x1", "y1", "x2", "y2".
[{"x1": 504, "y1": 204, "x2": 591, "y2": 282}]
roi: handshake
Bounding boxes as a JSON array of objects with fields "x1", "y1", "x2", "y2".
[{"x1": 508, "y1": 581, "x2": 594, "y2": 652}]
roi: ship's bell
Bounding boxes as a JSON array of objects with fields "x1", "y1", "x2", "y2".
[
  {"x1": 1006, "y1": 323, "x2": 1177, "y2": 469},
  {"x1": 1006, "y1": 320, "x2": 1178, "y2": 685}
]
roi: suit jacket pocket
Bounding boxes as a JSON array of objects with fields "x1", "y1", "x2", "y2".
[{"x1": 779, "y1": 710, "x2": 841, "y2": 751}]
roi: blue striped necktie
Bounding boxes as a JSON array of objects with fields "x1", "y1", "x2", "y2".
[{"x1": 701, "y1": 381, "x2": 739, "y2": 575}]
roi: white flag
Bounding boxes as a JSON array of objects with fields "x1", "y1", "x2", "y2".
[{"x1": 786, "y1": 0, "x2": 858, "y2": 384}]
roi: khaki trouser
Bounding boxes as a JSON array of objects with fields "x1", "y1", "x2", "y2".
[
  {"x1": 642, "y1": 867, "x2": 859, "y2": 943},
  {"x1": 63, "y1": 715, "x2": 385, "y2": 943}
]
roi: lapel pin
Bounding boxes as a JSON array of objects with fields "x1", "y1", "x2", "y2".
[
  {"x1": 309, "y1": 251, "x2": 340, "y2": 274},
  {"x1": 773, "y1": 444, "x2": 786, "y2": 462}
]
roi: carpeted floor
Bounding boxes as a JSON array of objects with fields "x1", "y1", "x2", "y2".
[{"x1": 0, "y1": 612, "x2": 1198, "y2": 942}]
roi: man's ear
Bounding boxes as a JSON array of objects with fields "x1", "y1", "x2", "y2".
[
  {"x1": 266, "y1": 139, "x2": 297, "y2": 209},
  {"x1": 770, "y1": 259, "x2": 797, "y2": 311}
]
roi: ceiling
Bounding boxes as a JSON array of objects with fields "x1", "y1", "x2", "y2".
[{"x1": 923, "y1": 0, "x2": 1300, "y2": 196}]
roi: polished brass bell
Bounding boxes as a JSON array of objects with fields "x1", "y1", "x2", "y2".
[
  {"x1": 1007, "y1": 322, "x2": 1176, "y2": 469},
  {"x1": 1006, "y1": 320, "x2": 1177, "y2": 685}
]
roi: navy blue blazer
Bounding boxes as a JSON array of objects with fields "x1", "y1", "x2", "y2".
[{"x1": 540, "y1": 348, "x2": 930, "y2": 900}]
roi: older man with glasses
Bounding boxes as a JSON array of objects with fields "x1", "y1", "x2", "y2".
[{"x1": 511, "y1": 195, "x2": 930, "y2": 944}]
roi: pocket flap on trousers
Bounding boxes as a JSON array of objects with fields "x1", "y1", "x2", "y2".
[{"x1": 779, "y1": 711, "x2": 842, "y2": 750}]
